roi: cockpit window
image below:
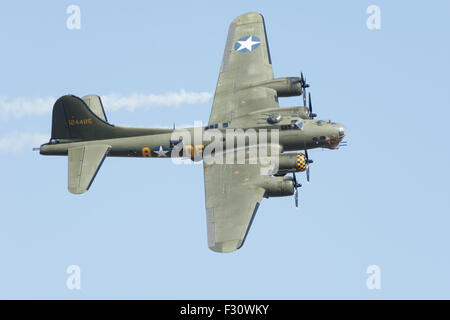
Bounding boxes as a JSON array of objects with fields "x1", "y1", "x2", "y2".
[
  {"x1": 205, "y1": 123, "x2": 218, "y2": 130},
  {"x1": 293, "y1": 120, "x2": 305, "y2": 130},
  {"x1": 281, "y1": 124, "x2": 296, "y2": 130},
  {"x1": 317, "y1": 120, "x2": 324, "y2": 126}
]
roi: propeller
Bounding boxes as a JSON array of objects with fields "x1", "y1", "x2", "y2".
[
  {"x1": 308, "y1": 92, "x2": 317, "y2": 119},
  {"x1": 300, "y1": 72, "x2": 309, "y2": 107},
  {"x1": 292, "y1": 150, "x2": 314, "y2": 208},
  {"x1": 292, "y1": 173, "x2": 302, "y2": 209},
  {"x1": 300, "y1": 72, "x2": 317, "y2": 119},
  {"x1": 305, "y1": 149, "x2": 313, "y2": 183}
]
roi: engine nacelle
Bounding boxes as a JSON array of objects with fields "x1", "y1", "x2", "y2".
[
  {"x1": 289, "y1": 106, "x2": 310, "y2": 119},
  {"x1": 259, "y1": 77, "x2": 303, "y2": 97},
  {"x1": 274, "y1": 153, "x2": 307, "y2": 176},
  {"x1": 260, "y1": 176, "x2": 295, "y2": 198}
]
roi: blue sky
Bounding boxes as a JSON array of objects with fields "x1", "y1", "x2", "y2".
[{"x1": 0, "y1": 0, "x2": 449, "y2": 299}]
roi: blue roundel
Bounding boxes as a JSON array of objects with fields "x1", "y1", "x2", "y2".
[{"x1": 234, "y1": 35, "x2": 261, "y2": 53}]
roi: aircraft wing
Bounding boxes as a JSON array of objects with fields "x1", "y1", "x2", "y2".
[
  {"x1": 209, "y1": 12, "x2": 278, "y2": 124},
  {"x1": 203, "y1": 161, "x2": 266, "y2": 253}
]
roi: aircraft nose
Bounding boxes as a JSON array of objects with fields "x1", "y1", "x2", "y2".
[{"x1": 338, "y1": 125, "x2": 347, "y2": 137}]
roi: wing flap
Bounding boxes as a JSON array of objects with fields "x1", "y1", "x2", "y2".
[
  {"x1": 203, "y1": 163, "x2": 266, "y2": 252},
  {"x1": 206, "y1": 193, "x2": 263, "y2": 252},
  {"x1": 68, "y1": 144, "x2": 111, "y2": 194}
]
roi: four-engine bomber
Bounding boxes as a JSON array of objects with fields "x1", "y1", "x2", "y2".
[{"x1": 38, "y1": 12, "x2": 346, "y2": 253}]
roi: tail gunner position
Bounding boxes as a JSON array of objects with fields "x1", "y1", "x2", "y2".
[{"x1": 38, "y1": 13, "x2": 346, "y2": 253}]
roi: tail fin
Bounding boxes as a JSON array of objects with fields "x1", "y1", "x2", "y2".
[
  {"x1": 47, "y1": 94, "x2": 175, "y2": 194},
  {"x1": 51, "y1": 95, "x2": 114, "y2": 141},
  {"x1": 51, "y1": 94, "x2": 173, "y2": 141}
]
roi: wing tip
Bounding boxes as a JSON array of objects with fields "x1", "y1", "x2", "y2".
[
  {"x1": 232, "y1": 12, "x2": 264, "y2": 24},
  {"x1": 68, "y1": 187, "x2": 86, "y2": 195},
  {"x1": 208, "y1": 240, "x2": 243, "y2": 253}
]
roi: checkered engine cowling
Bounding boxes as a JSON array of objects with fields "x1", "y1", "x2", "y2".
[{"x1": 275, "y1": 152, "x2": 307, "y2": 175}]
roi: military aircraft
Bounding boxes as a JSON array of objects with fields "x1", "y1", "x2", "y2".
[{"x1": 37, "y1": 12, "x2": 346, "y2": 253}]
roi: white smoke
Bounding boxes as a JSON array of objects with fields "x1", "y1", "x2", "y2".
[
  {"x1": 0, "y1": 96, "x2": 56, "y2": 119},
  {"x1": 0, "y1": 90, "x2": 213, "y2": 119},
  {"x1": 0, "y1": 131, "x2": 49, "y2": 154},
  {"x1": 101, "y1": 90, "x2": 213, "y2": 112}
]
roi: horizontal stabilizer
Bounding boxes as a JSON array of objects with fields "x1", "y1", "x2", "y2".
[{"x1": 68, "y1": 144, "x2": 111, "y2": 194}]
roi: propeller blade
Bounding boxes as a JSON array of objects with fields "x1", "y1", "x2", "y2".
[
  {"x1": 306, "y1": 166, "x2": 310, "y2": 183},
  {"x1": 300, "y1": 72, "x2": 309, "y2": 88},
  {"x1": 305, "y1": 150, "x2": 311, "y2": 183},
  {"x1": 300, "y1": 72, "x2": 309, "y2": 107},
  {"x1": 292, "y1": 173, "x2": 302, "y2": 209},
  {"x1": 308, "y1": 92, "x2": 312, "y2": 116},
  {"x1": 308, "y1": 93, "x2": 317, "y2": 119}
]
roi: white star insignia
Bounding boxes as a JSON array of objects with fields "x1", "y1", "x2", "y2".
[
  {"x1": 236, "y1": 36, "x2": 260, "y2": 52},
  {"x1": 153, "y1": 146, "x2": 169, "y2": 157}
]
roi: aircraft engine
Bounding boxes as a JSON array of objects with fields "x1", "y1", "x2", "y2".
[
  {"x1": 260, "y1": 77, "x2": 303, "y2": 97},
  {"x1": 274, "y1": 153, "x2": 307, "y2": 176},
  {"x1": 260, "y1": 176, "x2": 295, "y2": 198}
]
